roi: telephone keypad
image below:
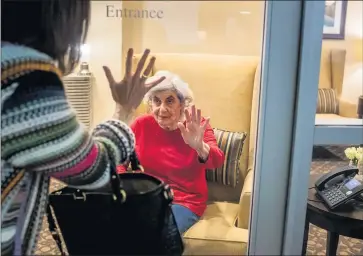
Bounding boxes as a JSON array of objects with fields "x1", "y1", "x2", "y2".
[
  {"x1": 316, "y1": 175, "x2": 363, "y2": 210},
  {"x1": 322, "y1": 188, "x2": 347, "y2": 206}
]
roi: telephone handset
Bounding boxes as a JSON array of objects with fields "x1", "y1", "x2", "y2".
[{"x1": 315, "y1": 166, "x2": 363, "y2": 210}]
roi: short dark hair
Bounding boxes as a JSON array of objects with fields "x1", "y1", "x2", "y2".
[{"x1": 2, "y1": 0, "x2": 91, "y2": 75}]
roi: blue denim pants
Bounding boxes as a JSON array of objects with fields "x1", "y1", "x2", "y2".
[{"x1": 171, "y1": 204, "x2": 200, "y2": 234}]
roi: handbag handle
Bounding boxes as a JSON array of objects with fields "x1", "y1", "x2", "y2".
[
  {"x1": 129, "y1": 151, "x2": 144, "y2": 172},
  {"x1": 110, "y1": 152, "x2": 144, "y2": 203},
  {"x1": 109, "y1": 161, "x2": 126, "y2": 203}
]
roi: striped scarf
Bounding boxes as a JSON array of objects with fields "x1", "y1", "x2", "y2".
[{"x1": 1, "y1": 43, "x2": 135, "y2": 255}]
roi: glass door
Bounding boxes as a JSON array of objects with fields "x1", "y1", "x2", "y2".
[
  {"x1": 120, "y1": 1, "x2": 328, "y2": 255},
  {"x1": 248, "y1": 1, "x2": 326, "y2": 255},
  {"x1": 280, "y1": 1, "x2": 363, "y2": 255},
  {"x1": 251, "y1": 0, "x2": 363, "y2": 255},
  {"x1": 60, "y1": 1, "x2": 338, "y2": 256}
]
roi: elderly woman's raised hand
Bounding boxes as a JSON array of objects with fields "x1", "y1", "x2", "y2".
[
  {"x1": 177, "y1": 105, "x2": 210, "y2": 151},
  {"x1": 103, "y1": 48, "x2": 165, "y2": 117}
]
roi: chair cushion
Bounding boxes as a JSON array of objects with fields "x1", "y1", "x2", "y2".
[
  {"x1": 206, "y1": 129, "x2": 247, "y2": 187},
  {"x1": 183, "y1": 202, "x2": 248, "y2": 255},
  {"x1": 316, "y1": 88, "x2": 339, "y2": 114}
]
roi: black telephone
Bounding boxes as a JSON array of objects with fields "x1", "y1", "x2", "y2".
[{"x1": 315, "y1": 166, "x2": 363, "y2": 210}]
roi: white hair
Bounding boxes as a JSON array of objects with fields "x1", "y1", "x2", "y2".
[{"x1": 144, "y1": 70, "x2": 194, "y2": 107}]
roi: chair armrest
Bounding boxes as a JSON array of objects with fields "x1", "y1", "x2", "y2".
[
  {"x1": 184, "y1": 221, "x2": 249, "y2": 242},
  {"x1": 339, "y1": 98, "x2": 358, "y2": 118},
  {"x1": 235, "y1": 63, "x2": 259, "y2": 229},
  {"x1": 184, "y1": 221, "x2": 249, "y2": 255},
  {"x1": 237, "y1": 170, "x2": 253, "y2": 229}
]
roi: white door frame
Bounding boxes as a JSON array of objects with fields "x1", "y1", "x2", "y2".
[{"x1": 247, "y1": 1, "x2": 325, "y2": 255}]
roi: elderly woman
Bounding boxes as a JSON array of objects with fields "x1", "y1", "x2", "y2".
[{"x1": 116, "y1": 71, "x2": 225, "y2": 234}]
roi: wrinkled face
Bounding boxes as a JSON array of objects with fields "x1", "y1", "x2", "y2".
[{"x1": 150, "y1": 90, "x2": 184, "y2": 130}]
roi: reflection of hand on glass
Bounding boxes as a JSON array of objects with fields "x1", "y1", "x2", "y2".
[{"x1": 103, "y1": 48, "x2": 166, "y2": 122}]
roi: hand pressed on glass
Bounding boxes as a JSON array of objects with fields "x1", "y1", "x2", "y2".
[{"x1": 103, "y1": 48, "x2": 165, "y2": 116}]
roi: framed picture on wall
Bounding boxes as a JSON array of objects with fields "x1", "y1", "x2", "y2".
[{"x1": 323, "y1": 0, "x2": 348, "y2": 40}]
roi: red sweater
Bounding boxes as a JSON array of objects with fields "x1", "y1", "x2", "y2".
[{"x1": 117, "y1": 114, "x2": 225, "y2": 216}]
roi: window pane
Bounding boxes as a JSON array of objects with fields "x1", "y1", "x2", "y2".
[
  {"x1": 121, "y1": 1, "x2": 266, "y2": 255},
  {"x1": 304, "y1": 1, "x2": 363, "y2": 255}
]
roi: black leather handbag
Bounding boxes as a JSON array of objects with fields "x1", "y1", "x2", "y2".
[{"x1": 46, "y1": 153, "x2": 184, "y2": 255}]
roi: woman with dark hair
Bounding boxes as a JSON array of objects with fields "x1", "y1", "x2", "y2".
[{"x1": 1, "y1": 1, "x2": 164, "y2": 255}]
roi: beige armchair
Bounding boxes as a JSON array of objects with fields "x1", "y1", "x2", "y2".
[
  {"x1": 132, "y1": 53, "x2": 260, "y2": 255},
  {"x1": 316, "y1": 49, "x2": 358, "y2": 119},
  {"x1": 129, "y1": 47, "x2": 360, "y2": 254}
]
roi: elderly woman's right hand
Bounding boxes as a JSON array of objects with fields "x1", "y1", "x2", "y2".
[{"x1": 103, "y1": 48, "x2": 165, "y2": 120}]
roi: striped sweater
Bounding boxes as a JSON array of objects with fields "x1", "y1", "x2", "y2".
[{"x1": 1, "y1": 43, "x2": 135, "y2": 255}]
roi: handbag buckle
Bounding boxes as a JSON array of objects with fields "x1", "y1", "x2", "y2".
[
  {"x1": 73, "y1": 190, "x2": 87, "y2": 201},
  {"x1": 163, "y1": 184, "x2": 174, "y2": 202}
]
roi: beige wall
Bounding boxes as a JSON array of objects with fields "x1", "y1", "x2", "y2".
[
  {"x1": 122, "y1": 1, "x2": 362, "y2": 59},
  {"x1": 325, "y1": 1, "x2": 363, "y2": 103},
  {"x1": 122, "y1": 1, "x2": 264, "y2": 56},
  {"x1": 323, "y1": 1, "x2": 363, "y2": 63},
  {"x1": 121, "y1": 1, "x2": 362, "y2": 102},
  {"x1": 83, "y1": 1, "x2": 123, "y2": 128},
  {"x1": 85, "y1": 1, "x2": 362, "y2": 126}
]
